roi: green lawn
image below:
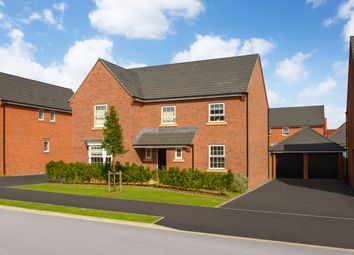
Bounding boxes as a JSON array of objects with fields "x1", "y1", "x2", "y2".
[
  {"x1": 14, "y1": 183, "x2": 238, "y2": 207},
  {"x1": 0, "y1": 199, "x2": 160, "y2": 223}
]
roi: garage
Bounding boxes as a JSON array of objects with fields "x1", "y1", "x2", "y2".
[
  {"x1": 308, "y1": 153, "x2": 338, "y2": 179},
  {"x1": 276, "y1": 153, "x2": 303, "y2": 178},
  {"x1": 270, "y1": 127, "x2": 345, "y2": 179}
]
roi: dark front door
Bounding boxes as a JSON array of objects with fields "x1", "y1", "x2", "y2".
[
  {"x1": 308, "y1": 153, "x2": 338, "y2": 179},
  {"x1": 276, "y1": 153, "x2": 303, "y2": 178},
  {"x1": 158, "y1": 149, "x2": 167, "y2": 169}
]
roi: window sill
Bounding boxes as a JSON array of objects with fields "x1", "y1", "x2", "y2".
[
  {"x1": 206, "y1": 122, "x2": 227, "y2": 126},
  {"x1": 159, "y1": 124, "x2": 178, "y2": 127},
  {"x1": 143, "y1": 159, "x2": 153, "y2": 162},
  {"x1": 92, "y1": 127, "x2": 104, "y2": 131},
  {"x1": 173, "y1": 159, "x2": 184, "y2": 163},
  {"x1": 207, "y1": 169, "x2": 227, "y2": 173}
]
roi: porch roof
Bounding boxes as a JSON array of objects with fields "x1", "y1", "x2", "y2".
[{"x1": 133, "y1": 127, "x2": 198, "y2": 148}]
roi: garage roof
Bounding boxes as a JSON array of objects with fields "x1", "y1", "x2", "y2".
[
  {"x1": 271, "y1": 126, "x2": 345, "y2": 153},
  {"x1": 133, "y1": 127, "x2": 198, "y2": 148},
  {"x1": 269, "y1": 105, "x2": 324, "y2": 128}
]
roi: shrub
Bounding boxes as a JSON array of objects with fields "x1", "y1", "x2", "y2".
[{"x1": 45, "y1": 161, "x2": 247, "y2": 192}]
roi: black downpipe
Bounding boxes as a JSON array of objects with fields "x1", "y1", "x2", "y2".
[
  {"x1": 2, "y1": 101, "x2": 6, "y2": 175},
  {"x1": 191, "y1": 145, "x2": 195, "y2": 170},
  {"x1": 246, "y1": 95, "x2": 249, "y2": 178}
]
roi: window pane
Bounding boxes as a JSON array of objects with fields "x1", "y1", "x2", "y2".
[{"x1": 209, "y1": 103, "x2": 224, "y2": 122}]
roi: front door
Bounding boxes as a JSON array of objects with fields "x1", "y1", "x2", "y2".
[{"x1": 158, "y1": 149, "x2": 167, "y2": 169}]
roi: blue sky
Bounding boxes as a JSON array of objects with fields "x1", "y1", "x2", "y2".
[{"x1": 0, "y1": 0, "x2": 353, "y2": 128}]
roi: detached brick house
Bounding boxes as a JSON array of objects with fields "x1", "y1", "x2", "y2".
[
  {"x1": 0, "y1": 72, "x2": 73, "y2": 175},
  {"x1": 347, "y1": 36, "x2": 354, "y2": 189},
  {"x1": 269, "y1": 105, "x2": 327, "y2": 147},
  {"x1": 71, "y1": 54, "x2": 269, "y2": 188}
]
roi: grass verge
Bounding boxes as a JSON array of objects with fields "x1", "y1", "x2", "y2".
[
  {"x1": 0, "y1": 198, "x2": 160, "y2": 224},
  {"x1": 14, "y1": 183, "x2": 239, "y2": 207}
]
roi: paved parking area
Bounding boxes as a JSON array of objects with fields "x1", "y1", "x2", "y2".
[
  {"x1": 221, "y1": 179, "x2": 354, "y2": 219},
  {"x1": 0, "y1": 174, "x2": 48, "y2": 187}
]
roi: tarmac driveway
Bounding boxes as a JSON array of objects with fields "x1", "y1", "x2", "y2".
[
  {"x1": 0, "y1": 174, "x2": 48, "y2": 187},
  {"x1": 221, "y1": 179, "x2": 354, "y2": 219}
]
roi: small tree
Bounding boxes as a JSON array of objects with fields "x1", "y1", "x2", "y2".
[{"x1": 102, "y1": 106, "x2": 125, "y2": 172}]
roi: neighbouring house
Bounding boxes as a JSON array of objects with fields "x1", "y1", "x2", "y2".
[
  {"x1": 269, "y1": 105, "x2": 327, "y2": 147},
  {"x1": 270, "y1": 126, "x2": 345, "y2": 179},
  {"x1": 346, "y1": 36, "x2": 354, "y2": 189},
  {"x1": 70, "y1": 54, "x2": 269, "y2": 189},
  {"x1": 0, "y1": 72, "x2": 73, "y2": 175},
  {"x1": 328, "y1": 123, "x2": 346, "y2": 149}
]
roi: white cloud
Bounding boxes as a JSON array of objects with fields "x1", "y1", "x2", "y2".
[
  {"x1": 89, "y1": 0, "x2": 204, "y2": 39},
  {"x1": 332, "y1": 60, "x2": 348, "y2": 77},
  {"x1": 325, "y1": 104, "x2": 346, "y2": 128},
  {"x1": 306, "y1": 0, "x2": 327, "y2": 8},
  {"x1": 22, "y1": 2, "x2": 68, "y2": 30},
  {"x1": 323, "y1": 0, "x2": 354, "y2": 42},
  {"x1": 275, "y1": 52, "x2": 311, "y2": 84},
  {"x1": 0, "y1": 1, "x2": 4, "y2": 7},
  {"x1": 172, "y1": 34, "x2": 275, "y2": 63},
  {"x1": 122, "y1": 61, "x2": 147, "y2": 69},
  {"x1": 0, "y1": 29, "x2": 114, "y2": 90},
  {"x1": 298, "y1": 77, "x2": 336, "y2": 98},
  {"x1": 267, "y1": 90, "x2": 288, "y2": 106}
]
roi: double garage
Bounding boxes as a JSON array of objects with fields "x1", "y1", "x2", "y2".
[{"x1": 270, "y1": 127, "x2": 346, "y2": 180}]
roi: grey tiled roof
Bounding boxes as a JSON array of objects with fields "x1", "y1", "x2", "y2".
[
  {"x1": 0, "y1": 72, "x2": 73, "y2": 112},
  {"x1": 328, "y1": 123, "x2": 346, "y2": 148},
  {"x1": 100, "y1": 54, "x2": 259, "y2": 100},
  {"x1": 271, "y1": 126, "x2": 345, "y2": 153},
  {"x1": 133, "y1": 127, "x2": 198, "y2": 147},
  {"x1": 269, "y1": 105, "x2": 324, "y2": 128}
]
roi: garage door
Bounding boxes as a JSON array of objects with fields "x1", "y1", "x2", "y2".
[
  {"x1": 308, "y1": 153, "x2": 338, "y2": 179},
  {"x1": 276, "y1": 153, "x2": 303, "y2": 178}
]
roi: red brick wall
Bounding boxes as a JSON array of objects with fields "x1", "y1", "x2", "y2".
[
  {"x1": 0, "y1": 104, "x2": 3, "y2": 174},
  {"x1": 247, "y1": 58, "x2": 269, "y2": 188},
  {"x1": 347, "y1": 47, "x2": 354, "y2": 189},
  {"x1": 1, "y1": 104, "x2": 72, "y2": 175},
  {"x1": 71, "y1": 59, "x2": 269, "y2": 188}
]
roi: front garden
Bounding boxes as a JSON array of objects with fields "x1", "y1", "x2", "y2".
[{"x1": 13, "y1": 161, "x2": 248, "y2": 207}]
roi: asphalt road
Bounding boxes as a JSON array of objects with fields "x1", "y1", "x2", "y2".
[{"x1": 0, "y1": 208, "x2": 352, "y2": 255}]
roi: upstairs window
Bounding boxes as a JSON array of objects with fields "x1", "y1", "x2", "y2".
[
  {"x1": 50, "y1": 111, "x2": 56, "y2": 122},
  {"x1": 161, "y1": 106, "x2": 176, "y2": 125},
  {"x1": 209, "y1": 103, "x2": 225, "y2": 122},
  {"x1": 268, "y1": 128, "x2": 272, "y2": 135},
  {"x1": 38, "y1": 109, "x2": 44, "y2": 121},
  {"x1": 282, "y1": 127, "x2": 289, "y2": 136},
  {"x1": 94, "y1": 104, "x2": 107, "y2": 128}
]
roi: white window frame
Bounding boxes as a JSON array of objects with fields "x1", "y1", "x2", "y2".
[
  {"x1": 38, "y1": 109, "x2": 44, "y2": 121},
  {"x1": 208, "y1": 103, "x2": 225, "y2": 122},
  {"x1": 145, "y1": 148, "x2": 152, "y2": 160},
  {"x1": 87, "y1": 142, "x2": 112, "y2": 164},
  {"x1": 43, "y1": 141, "x2": 49, "y2": 153},
  {"x1": 208, "y1": 145, "x2": 225, "y2": 170},
  {"x1": 94, "y1": 104, "x2": 108, "y2": 128},
  {"x1": 161, "y1": 106, "x2": 176, "y2": 125},
  {"x1": 50, "y1": 111, "x2": 56, "y2": 122},
  {"x1": 268, "y1": 128, "x2": 271, "y2": 135},
  {"x1": 282, "y1": 127, "x2": 289, "y2": 136},
  {"x1": 175, "y1": 147, "x2": 183, "y2": 160}
]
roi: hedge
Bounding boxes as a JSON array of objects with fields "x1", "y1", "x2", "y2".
[{"x1": 45, "y1": 161, "x2": 248, "y2": 193}]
